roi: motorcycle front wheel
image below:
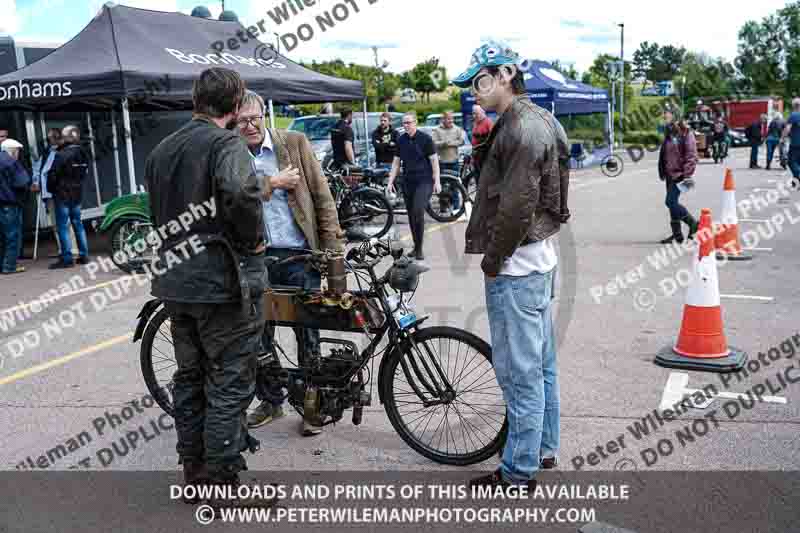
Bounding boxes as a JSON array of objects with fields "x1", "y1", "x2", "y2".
[{"x1": 381, "y1": 326, "x2": 507, "y2": 465}]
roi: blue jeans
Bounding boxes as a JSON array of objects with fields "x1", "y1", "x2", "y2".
[
  {"x1": 750, "y1": 143, "x2": 760, "y2": 166},
  {"x1": 485, "y1": 267, "x2": 559, "y2": 484},
  {"x1": 790, "y1": 146, "x2": 800, "y2": 179},
  {"x1": 54, "y1": 201, "x2": 88, "y2": 263},
  {"x1": 439, "y1": 161, "x2": 459, "y2": 175},
  {"x1": 260, "y1": 248, "x2": 321, "y2": 408},
  {"x1": 0, "y1": 205, "x2": 22, "y2": 273},
  {"x1": 665, "y1": 181, "x2": 689, "y2": 221},
  {"x1": 766, "y1": 138, "x2": 780, "y2": 167}
]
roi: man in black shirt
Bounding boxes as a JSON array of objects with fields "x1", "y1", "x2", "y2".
[
  {"x1": 47, "y1": 125, "x2": 90, "y2": 269},
  {"x1": 371, "y1": 112, "x2": 398, "y2": 168},
  {"x1": 330, "y1": 108, "x2": 355, "y2": 168},
  {"x1": 388, "y1": 113, "x2": 440, "y2": 260}
]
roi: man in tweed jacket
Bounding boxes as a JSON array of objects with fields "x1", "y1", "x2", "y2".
[{"x1": 236, "y1": 90, "x2": 344, "y2": 435}]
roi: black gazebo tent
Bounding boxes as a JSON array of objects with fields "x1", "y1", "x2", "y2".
[{"x1": 0, "y1": 4, "x2": 366, "y2": 197}]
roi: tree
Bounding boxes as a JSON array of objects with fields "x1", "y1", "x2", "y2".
[
  {"x1": 410, "y1": 58, "x2": 445, "y2": 103},
  {"x1": 632, "y1": 42, "x2": 686, "y2": 85},
  {"x1": 656, "y1": 45, "x2": 686, "y2": 82},
  {"x1": 550, "y1": 60, "x2": 579, "y2": 80},
  {"x1": 632, "y1": 41, "x2": 659, "y2": 84},
  {"x1": 585, "y1": 54, "x2": 634, "y2": 101},
  {"x1": 735, "y1": 14, "x2": 785, "y2": 96},
  {"x1": 678, "y1": 52, "x2": 737, "y2": 105},
  {"x1": 780, "y1": 2, "x2": 800, "y2": 98}
]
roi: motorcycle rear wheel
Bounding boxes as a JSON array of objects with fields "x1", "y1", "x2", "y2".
[{"x1": 109, "y1": 219, "x2": 155, "y2": 274}]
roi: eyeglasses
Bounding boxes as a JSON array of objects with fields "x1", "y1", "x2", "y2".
[
  {"x1": 237, "y1": 115, "x2": 264, "y2": 128},
  {"x1": 402, "y1": 121, "x2": 415, "y2": 125},
  {"x1": 471, "y1": 72, "x2": 496, "y2": 96}
]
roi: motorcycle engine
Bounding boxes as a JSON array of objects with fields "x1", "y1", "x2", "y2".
[{"x1": 288, "y1": 339, "x2": 371, "y2": 427}]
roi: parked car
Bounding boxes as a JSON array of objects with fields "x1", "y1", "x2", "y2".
[
  {"x1": 288, "y1": 112, "x2": 404, "y2": 166},
  {"x1": 399, "y1": 88, "x2": 417, "y2": 104},
  {"x1": 728, "y1": 128, "x2": 750, "y2": 147},
  {"x1": 640, "y1": 86, "x2": 660, "y2": 97}
]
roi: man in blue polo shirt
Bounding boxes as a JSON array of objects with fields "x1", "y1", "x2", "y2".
[
  {"x1": 784, "y1": 98, "x2": 800, "y2": 181},
  {"x1": 387, "y1": 113, "x2": 441, "y2": 260}
]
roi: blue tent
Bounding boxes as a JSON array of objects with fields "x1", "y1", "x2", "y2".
[
  {"x1": 459, "y1": 60, "x2": 611, "y2": 169},
  {"x1": 522, "y1": 60, "x2": 609, "y2": 115},
  {"x1": 460, "y1": 60, "x2": 609, "y2": 126}
]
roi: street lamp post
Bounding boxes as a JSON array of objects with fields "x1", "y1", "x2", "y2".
[
  {"x1": 607, "y1": 61, "x2": 618, "y2": 150},
  {"x1": 618, "y1": 23, "x2": 625, "y2": 146},
  {"x1": 680, "y1": 75, "x2": 686, "y2": 117}
]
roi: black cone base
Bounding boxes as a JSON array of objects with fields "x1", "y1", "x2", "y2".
[
  {"x1": 655, "y1": 344, "x2": 747, "y2": 373},
  {"x1": 716, "y1": 251, "x2": 753, "y2": 261}
]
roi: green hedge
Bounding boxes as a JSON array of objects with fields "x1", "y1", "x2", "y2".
[{"x1": 394, "y1": 101, "x2": 462, "y2": 121}]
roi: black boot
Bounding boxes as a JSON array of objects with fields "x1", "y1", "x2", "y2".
[
  {"x1": 682, "y1": 214, "x2": 699, "y2": 240},
  {"x1": 660, "y1": 221, "x2": 684, "y2": 244},
  {"x1": 181, "y1": 458, "x2": 208, "y2": 504}
]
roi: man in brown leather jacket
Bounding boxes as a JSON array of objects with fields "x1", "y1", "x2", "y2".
[
  {"x1": 236, "y1": 90, "x2": 344, "y2": 436},
  {"x1": 453, "y1": 42, "x2": 570, "y2": 490}
]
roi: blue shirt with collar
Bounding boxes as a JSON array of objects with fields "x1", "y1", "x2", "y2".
[{"x1": 251, "y1": 131, "x2": 308, "y2": 250}]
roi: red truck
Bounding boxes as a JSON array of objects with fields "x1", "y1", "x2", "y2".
[{"x1": 709, "y1": 97, "x2": 784, "y2": 129}]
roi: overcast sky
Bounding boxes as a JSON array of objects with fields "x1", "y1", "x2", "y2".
[{"x1": 1, "y1": 0, "x2": 792, "y2": 77}]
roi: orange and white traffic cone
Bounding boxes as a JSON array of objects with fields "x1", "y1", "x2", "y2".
[
  {"x1": 655, "y1": 207, "x2": 747, "y2": 372},
  {"x1": 714, "y1": 169, "x2": 752, "y2": 261}
]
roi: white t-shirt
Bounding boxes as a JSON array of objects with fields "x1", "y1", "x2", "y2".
[{"x1": 498, "y1": 235, "x2": 558, "y2": 276}]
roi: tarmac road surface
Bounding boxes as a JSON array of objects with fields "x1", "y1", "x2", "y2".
[{"x1": 1, "y1": 146, "x2": 798, "y2": 476}]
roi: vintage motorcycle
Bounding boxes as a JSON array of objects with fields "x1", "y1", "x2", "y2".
[
  {"x1": 363, "y1": 167, "x2": 468, "y2": 223},
  {"x1": 96, "y1": 192, "x2": 155, "y2": 274},
  {"x1": 134, "y1": 237, "x2": 507, "y2": 465},
  {"x1": 327, "y1": 165, "x2": 394, "y2": 240}
]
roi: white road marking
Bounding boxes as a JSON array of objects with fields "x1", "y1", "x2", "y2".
[
  {"x1": 660, "y1": 373, "x2": 787, "y2": 412},
  {"x1": 719, "y1": 294, "x2": 774, "y2": 302},
  {"x1": 740, "y1": 218, "x2": 769, "y2": 223},
  {"x1": 744, "y1": 247, "x2": 772, "y2": 251}
]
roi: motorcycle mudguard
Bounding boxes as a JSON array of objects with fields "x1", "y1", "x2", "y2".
[
  {"x1": 133, "y1": 299, "x2": 164, "y2": 343},
  {"x1": 98, "y1": 193, "x2": 151, "y2": 233}
]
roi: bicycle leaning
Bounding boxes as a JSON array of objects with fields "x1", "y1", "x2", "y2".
[{"x1": 134, "y1": 238, "x2": 507, "y2": 466}]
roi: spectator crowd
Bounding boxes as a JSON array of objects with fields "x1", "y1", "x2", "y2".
[{"x1": 0, "y1": 124, "x2": 91, "y2": 275}]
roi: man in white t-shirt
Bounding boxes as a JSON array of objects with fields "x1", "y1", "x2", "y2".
[{"x1": 454, "y1": 42, "x2": 571, "y2": 490}]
